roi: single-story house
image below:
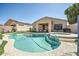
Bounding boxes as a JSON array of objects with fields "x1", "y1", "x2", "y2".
[
  {"x1": 32, "y1": 16, "x2": 67, "y2": 32},
  {"x1": 4, "y1": 19, "x2": 32, "y2": 32},
  {"x1": 0, "y1": 17, "x2": 77, "y2": 33}
]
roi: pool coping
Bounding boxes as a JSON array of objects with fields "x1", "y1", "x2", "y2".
[{"x1": 2, "y1": 33, "x2": 77, "y2": 56}]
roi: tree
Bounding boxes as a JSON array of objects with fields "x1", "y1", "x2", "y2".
[
  {"x1": 65, "y1": 3, "x2": 79, "y2": 24},
  {"x1": 65, "y1": 3, "x2": 79, "y2": 56}
]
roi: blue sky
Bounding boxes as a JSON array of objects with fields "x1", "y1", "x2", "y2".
[{"x1": 0, "y1": 3, "x2": 72, "y2": 24}]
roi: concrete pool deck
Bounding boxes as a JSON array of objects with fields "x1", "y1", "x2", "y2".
[
  {"x1": 1, "y1": 34, "x2": 77, "y2": 56},
  {"x1": 50, "y1": 32, "x2": 77, "y2": 38}
]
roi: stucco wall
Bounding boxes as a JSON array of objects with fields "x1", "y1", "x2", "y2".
[
  {"x1": 0, "y1": 25, "x2": 31, "y2": 32},
  {"x1": 69, "y1": 23, "x2": 77, "y2": 33},
  {"x1": 0, "y1": 26, "x2": 13, "y2": 32},
  {"x1": 52, "y1": 20, "x2": 67, "y2": 32},
  {"x1": 16, "y1": 24, "x2": 31, "y2": 32}
]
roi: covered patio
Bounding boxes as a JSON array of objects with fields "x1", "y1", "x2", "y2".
[
  {"x1": 32, "y1": 16, "x2": 67, "y2": 33},
  {"x1": 36, "y1": 21, "x2": 53, "y2": 32}
]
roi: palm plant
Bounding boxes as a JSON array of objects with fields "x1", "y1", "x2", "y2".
[
  {"x1": 0, "y1": 40, "x2": 7, "y2": 55},
  {"x1": 0, "y1": 31, "x2": 7, "y2": 55},
  {"x1": 64, "y1": 3, "x2": 79, "y2": 56},
  {"x1": 64, "y1": 3, "x2": 79, "y2": 24}
]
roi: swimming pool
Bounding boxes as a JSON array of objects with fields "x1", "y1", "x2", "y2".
[{"x1": 10, "y1": 33, "x2": 60, "y2": 52}]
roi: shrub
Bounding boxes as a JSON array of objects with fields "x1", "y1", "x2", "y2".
[
  {"x1": 0, "y1": 40, "x2": 8, "y2": 55},
  {"x1": 0, "y1": 49, "x2": 4, "y2": 55},
  {"x1": 0, "y1": 34, "x2": 3, "y2": 40},
  {"x1": 75, "y1": 39, "x2": 78, "y2": 45},
  {"x1": 30, "y1": 28, "x2": 36, "y2": 32}
]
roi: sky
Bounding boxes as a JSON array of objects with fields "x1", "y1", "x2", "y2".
[{"x1": 0, "y1": 3, "x2": 72, "y2": 24}]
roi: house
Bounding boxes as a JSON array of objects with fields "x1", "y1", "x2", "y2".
[
  {"x1": 32, "y1": 16, "x2": 67, "y2": 32},
  {"x1": 0, "y1": 17, "x2": 77, "y2": 33},
  {"x1": 4, "y1": 19, "x2": 32, "y2": 32}
]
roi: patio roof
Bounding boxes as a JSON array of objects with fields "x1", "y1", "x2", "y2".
[{"x1": 32, "y1": 16, "x2": 67, "y2": 24}]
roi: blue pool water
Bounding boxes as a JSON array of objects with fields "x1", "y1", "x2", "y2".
[{"x1": 10, "y1": 33, "x2": 60, "y2": 52}]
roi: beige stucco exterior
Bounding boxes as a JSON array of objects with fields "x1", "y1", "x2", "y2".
[
  {"x1": 0, "y1": 17, "x2": 77, "y2": 33},
  {"x1": 32, "y1": 17, "x2": 67, "y2": 32},
  {"x1": 33, "y1": 18, "x2": 52, "y2": 32},
  {"x1": 0, "y1": 26, "x2": 13, "y2": 32},
  {"x1": 67, "y1": 23, "x2": 77, "y2": 33},
  {"x1": 16, "y1": 24, "x2": 32, "y2": 32},
  {"x1": 0, "y1": 25, "x2": 31, "y2": 32},
  {"x1": 1, "y1": 19, "x2": 32, "y2": 32}
]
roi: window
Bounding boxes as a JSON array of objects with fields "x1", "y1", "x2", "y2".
[{"x1": 54, "y1": 24, "x2": 62, "y2": 30}]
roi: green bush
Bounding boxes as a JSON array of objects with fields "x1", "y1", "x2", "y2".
[
  {"x1": 75, "y1": 39, "x2": 78, "y2": 45},
  {"x1": 30, "y1": 28, "x2": 36, "y2": 32},
  {"x1": 0, "y1": 49, "x2": 4, "y2": 55},
  {"x1": 0, "y1": 40, "x2": 7, "y2": 55},
  {"x1": 1, "y1": 31, "x2": 5, "y2": 34},
  {"x1": 0, "y1": 34, "x2": 3, "y2": 40}
]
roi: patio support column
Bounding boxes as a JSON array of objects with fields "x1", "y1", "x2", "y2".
[
  {"x1": 36, "y1": 24, "x2": 39, "y2": 32},
  {"x1": 48, "y1": 21, "x2": 52, "y2": 32}
]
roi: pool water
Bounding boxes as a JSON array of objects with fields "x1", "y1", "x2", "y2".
[{"x1": 10, "y1": 33, "x2": 60, "y2": 52}]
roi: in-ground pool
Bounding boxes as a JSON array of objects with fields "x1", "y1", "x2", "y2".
[{"x1": 10, "y1": 33, "x2": 61, "y2": 52}]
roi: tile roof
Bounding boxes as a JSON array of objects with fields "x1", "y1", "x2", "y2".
[{"x1": 5, "y1": 19, "x2": 31, "y2": 26}]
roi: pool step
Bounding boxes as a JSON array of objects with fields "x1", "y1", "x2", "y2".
[{"x1": 45, "y1": 35, "x2": 61, "y2": 49}]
